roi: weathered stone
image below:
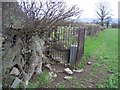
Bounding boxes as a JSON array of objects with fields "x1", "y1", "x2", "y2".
[
  {"x1": 0, "y1": 85, "x2": 2, "y2": 90},
  {"x1": 64, "y1": 63, "x2": 71, "y2": 67},
  {"x1": 73, "y1": 68, "x2": 83, "y2": 73},
  {"x1": 64, "y1": 68, "x2": 73, "y2": 75},
  {"x1": 0, "y1": 34, "x2": 4, "y2": 42},
  {"x1": 2, "y1": 38, "x2": 22, "y2": 76},
  {"x1": 2, "y1": 34, "x2": 49, "y2": 87},
  {"x1": 22, "y1": 35, "x2": 44, "y2": 86},
  {"x1": 87, "y1": 62, "x2": 92, "y2": 65},
  {"x1": 11, "y1": 77, "x2": 21, "y2": 88},
  {"x1": 107, "y1": 70, "x2": 114, "y2": 74},
  {"x1": 64, "y1": 76, "x2": 73, "y2": 80},
  {"x1": 10, "y1": 67, "x2": 20, "y2": 75},
  {"x1": 35, "y1": 60, "x2": 43, "y2": 74},
  {"x1": 60, "y1": 61, "x2": 64, "y2": 64},
  {"x1": 49, "y1": 72, "x2": 57, "y2": 78},
  {"x1": 44, "y1": 64, "x2": 52, "y2": 71},
  {"x1": 0, "y1": 34, "x2": 2, "y2": 89}
]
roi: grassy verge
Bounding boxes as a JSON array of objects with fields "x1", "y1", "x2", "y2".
[
  {"x1": 96, "y1": 28, "x2": 118, "y2": 88},
  {"x1": 79, "y1": 28, "x2": 118, "y2": 88},
  {"x1": 79, "y1": 30, "x2": 104, "y2": 69}
]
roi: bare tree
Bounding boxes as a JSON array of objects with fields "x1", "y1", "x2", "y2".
[
  {"x1": 95, "y1": 0, "x2": 112, "y2": 26},
  {"x1": 106, "y1": 16, "x2": 112, "y2": 28}
]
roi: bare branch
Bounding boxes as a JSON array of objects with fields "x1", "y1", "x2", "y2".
[{"x1": 17, "y1": 0, "x2": 82, "y2": 38}]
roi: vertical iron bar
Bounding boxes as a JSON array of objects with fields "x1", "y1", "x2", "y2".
[{"x1": 76, "y1": 27, "x2": 85, "y2": 65}]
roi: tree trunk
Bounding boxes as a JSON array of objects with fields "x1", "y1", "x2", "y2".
[{"x1": 101, "y1": 18, "x2": 104, "y2": 26}]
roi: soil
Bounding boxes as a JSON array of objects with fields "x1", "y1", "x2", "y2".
[{"x1": 44, "y1": 45, "x2": 111, "y2": 88}]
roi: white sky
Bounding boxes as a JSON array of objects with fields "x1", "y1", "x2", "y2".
[
  {"x1": 16, "y1": 0, "x2": 119, "y2": 18},
  {"x1": 65, "y1": 0, "x2": 119, "y2": 18}
]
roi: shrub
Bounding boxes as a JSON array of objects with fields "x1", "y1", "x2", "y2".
[{"x1": 111, "y1": 23, "x2": 118, "y2": 28}]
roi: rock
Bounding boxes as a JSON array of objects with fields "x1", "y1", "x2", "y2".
[
  {"x1": 73, "y1": 68, "x2": 83, "y2": 73},
  {"x1": 35, "y1": 61, "x2": 43, "y2": 75},
  {"x1": 0, "y1": 85, "x2": 2, "y2": 90},
  {"x1": 60, "y1": 61, "x2": 64, "y2": 64},
  {"x1": 10, "y1": 67, "x2": 20, "y2": 75},
  {"x1": 44, "y1": 64, "x2": 52, "y2": 71},
  {"x1": 50, "y1": 61, "x2": 55, "y2": 65},
  {"x1": 64, "y1": 64, "x2": 68, "y2": 67},
  {"x1": 11, "y1": 77, "x2": 21, "y2": 88},
  {"x1": 64, "y1": 68, "x2": 73, "y2": 75},
  {"x1": 22, "y1": 35, "x2": 45, "y2": 86},
  {"x1": 49, "y1": 72, "x2": 57, "y2": 78},
  {"x1": 107, "y1": 70, "x2": 114, "y2": 74},
  {"x1": 64, "y1": 76, "x2": 73, "y2": 80},
  {"x1": 64, "y1": 63, "x2": 71, "y2": 67},
  {"x1": 87, "y1": 62, "x2": 92, "y2": 65},
  {"x1": 88, "y1": 85, "x2": 92, "y2": 88}
]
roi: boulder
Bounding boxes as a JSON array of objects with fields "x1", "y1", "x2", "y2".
[
  {"x1": 87, "y1": 62, "x2": 92, "y2": 65},
  {"x1": 64, "y1": 68, "x2": 73, "y2": 75},
  {"x1": 73, "y1": 68, "x2": 83, "y2": 73},
  {"x1": 10, "y1": 67, "x2": 20, "y2": 75},
  {"x1": 44, "y1": 64, "x2": 52, "y2": 71},
  {"x1": 35, "y1": 61, "x2": 43, "y2": 74},
  {"x1": 11, "y1": 77, "x2": 21, "y2": 88},
  {"x1": 64, "y1": 76, "x2": 73, "y2": 80},
  {"x1": 49, "y1": 72, "x2": 57, "y2": 78}
]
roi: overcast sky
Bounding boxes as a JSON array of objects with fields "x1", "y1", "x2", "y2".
[
  {"x1": 16, "y1": 0, "x2": 119, "y2": 18},
  {"x1": 65, "y1": 0, "x2": 119, "y2": 18}
]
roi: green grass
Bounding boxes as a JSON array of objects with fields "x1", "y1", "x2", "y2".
[
  {"x1": 79, "y1": 30, "x2": 104, "y2": 69},
  {"x1": 56, "y1": 83, "x2": 65, "y2": 88},
  {"x1": 26, "y1": 71, "x2": 51, "y2": 88},
  {"x1": 24, "y1": 28, "x2": 118, "y2": 88},
  {"x1": 79, "y1": 28, "x2": 118, "y2": 88},
  {"x1": 99, "y1": 29, "x2": 118, "y2": 88},
  {"x1": 92, "y1": 63, "x2": 101, "y2": 73},
  {"x1": 84, "y1": 33, "x2": 104, "y2": 58}
]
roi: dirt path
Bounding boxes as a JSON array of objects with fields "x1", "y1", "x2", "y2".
[{"x1": 47, "y1": 44, "x2": 110, "y2": 88}]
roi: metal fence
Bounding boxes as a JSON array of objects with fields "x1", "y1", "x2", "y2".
[{"x1": 45, "y1": 26, "x2": 85, "y2": 65}]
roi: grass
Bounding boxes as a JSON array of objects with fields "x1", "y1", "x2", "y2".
[
  {"x1": 92, "y1": 63, "x2": 101, "y2": 73},
  {"x1": 26, "y1": 71, "x2": 51, "y2": 88},
  {"x1": 79, "y1": 30, "x2": 104, "y2": 69},
  {"x1": 56, "y1": 83, "x2": 65, "y2": 88},
  {"x1": 98, "y1": 28, "x2": 118, "y2": 88},
  {"x1": 79, "y1": 28, "x2": 118, "y2": 88},
  {"x1": 23, "y1": 28, "x2": 118, "y2": 88}
]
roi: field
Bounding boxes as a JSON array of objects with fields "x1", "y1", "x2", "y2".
[
  {"x1": 27, "y1": 28, "x2": 118, "y2": 88},
  {"x1": 79, "y1": 28, "x2": 118, "y2": 88}
]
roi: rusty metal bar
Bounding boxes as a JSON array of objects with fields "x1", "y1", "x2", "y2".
[{"x1": 76, "y1": 27, "x2": 85, "y2": 65}]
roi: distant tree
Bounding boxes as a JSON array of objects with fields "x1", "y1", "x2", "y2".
[
  {"x1": 95, "y1": 0, "x2": 112, "y2": 26},
  {"x1": 92, "y1": 19, "x2": 99, "y2": 24},
  {"x1": 106, "y1": 16, "x2": 112, "y2": 28},
  {"x1": 112, "y1": 23, "x2": 118, "y2": 28}
]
